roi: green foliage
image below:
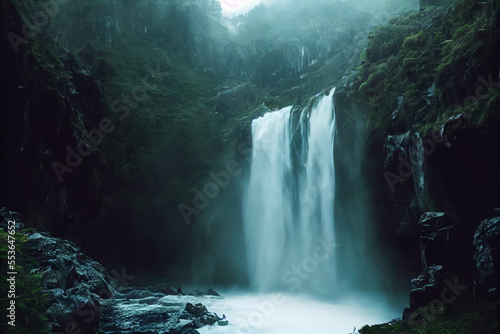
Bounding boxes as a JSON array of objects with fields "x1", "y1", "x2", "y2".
[
  {"x1": 59, "y1": 16, "x2": 263, "y2": 266},
  {"x1": 353, "y1": 0, "x2": 500, "y2": 135},
  {"x1": 358, "y1": 301, "x2": 499, "y2": 334},
  {"x1": 0, "y1": 228, "x2": 50, "y2": 333}
]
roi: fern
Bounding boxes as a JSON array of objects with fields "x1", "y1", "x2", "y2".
[{"x1": 0, "y1": 228, "x2": 50, "y2": 333}]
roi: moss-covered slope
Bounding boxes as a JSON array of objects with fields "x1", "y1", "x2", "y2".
[{"x1": 351, "y1": 0, "x2": 500, "y2": 135}]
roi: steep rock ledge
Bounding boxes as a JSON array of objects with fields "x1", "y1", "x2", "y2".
[
  {"x1": 1, "y1": 0, "x2": 105, "y2": 245},
  {"x1": 336, "y1": 0, "x2": 500, "y2": 332}
]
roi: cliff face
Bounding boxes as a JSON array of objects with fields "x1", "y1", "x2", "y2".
[
  {"x1": 1, "y1": 0, "x2": 104, "y2": 240},
  {"x1": 335, "y1": 0, "x2": 500, "y2": 329},
  {"x1": 1, "y1": 0, "x2": 414, "y2": 280},
  {"x1": 2, "y1": 2, "x2": 499, "y2": 325}
]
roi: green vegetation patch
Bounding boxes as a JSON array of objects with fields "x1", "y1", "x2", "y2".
[
  {"x1": 0, "y1": 227, "x2": 50, "y2": 333},
  {"x1": 351, "y1": 0, "x2": 500, "y2": 135}
]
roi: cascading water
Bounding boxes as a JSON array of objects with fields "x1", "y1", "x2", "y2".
[
  {"x1": 201, "y1": 89, "x2": 403, "y2": 334},
  {"x1": 243, "y1": 89, "x2": 337, "y2": 295}
]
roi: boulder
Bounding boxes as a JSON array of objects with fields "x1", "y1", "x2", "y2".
[
  {"x1": 189, "y1": 289, "x2": 205, "y2": 297},
  {"x1": 417, "y1": 212, "x2": 454, "y2": 268},
  {"x1": 417, "y1": 212, "x2": 471, "y2": 275},
  {"x1": 24, "y1": 231, "x2": 113, "y2": 332},
  {"x1": 206, "y1": 288, "x2": 221, "y2": 297},
  {"x1": 184, "y1": 303, "x2": 218, "y2": 326},
  {"x1": 473, "y1": 216, "x2": 500, "y2": 299},
  {"x1": 100, "y1": 282, "x2": 217, "y2": 333},
  {"x1": 185, "y1": 303, "x2": 208, "y2": 317},
  {"x1": 409, "y1": 265, "x2": 446, "y2": 311}
]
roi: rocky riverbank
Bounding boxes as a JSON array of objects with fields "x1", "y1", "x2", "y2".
[{"x1": 0, "y1": 208, "x2": 221, "y2": 333}]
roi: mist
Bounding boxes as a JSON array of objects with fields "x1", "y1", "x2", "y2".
[
  {"x1": 8, "y1": 0, "x2": 496, "y2": 332},
  {"x1": 218, "y1": 0, "x2": 419, "y2": 18},
  {"x1": 187, "y1": 0, "x2": 419, "y2": 290}
]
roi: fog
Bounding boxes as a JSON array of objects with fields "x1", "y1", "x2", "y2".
[
  {"x1": 186, "y1": 0, "x2": 420, "y2": 292},
  {"x1": 218, "y1": 0, "x2": 419, "y2": 17},
  {"x1": 41, "y1": 0, "x2": 420, "y2": 300},
  {"x1": 218, "y1": 0, "x2": 276, "y2": 16},
  {"x1": 197, "y1": 292, "x2": 401, "y2": 333}
]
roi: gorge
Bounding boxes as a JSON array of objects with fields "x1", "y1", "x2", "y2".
[{"x1": 1, "y1": 0, "x2": 499, "y2": 333}]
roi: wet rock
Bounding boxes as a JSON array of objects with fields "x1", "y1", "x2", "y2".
[
  {"x1": 172, "y1": 329, "x2": 200, "y2": 334},
  {"x1": 122, "y1": 289, "x2": 162, "y2": 300},
  {"x1": 183, "y1": 303, "x2": 218, "y2": 326},
  {"x1": 100, "y1": 285, "x2": 216, "y2": 333},
  {"x1": 417, "y1": 212, "x2": 471, "y2": 273},
  {"x1": 206, "y1": 288, "x2": 220, "y2": 297},
  {"x1": 382, "y1": 131, "x2": 417, "y2": 201},
  {"x1": 418, "y1": 212, "x2": 453, "y2": 235},
  {"x1": 418, "y1": 212, "x2": 454, "y2": 267},
  {"x1": 167, "y1": 285, "x2": 181, "y2": 295},
  {"x1": 185, "y1": 303, "x2": 207, "y2": 317},
  {"x1": 0, "y1": 211, "x2": 113, "y2": 332},
  {"x1": 384, "y1": 131, "x2": 412, "y2": 171},
  {"x1": 409, "y1": 265, "x2": 445, "y2": 311},
  {"x1": 189, "y1": 290, "x2": 204, "y2": 297},
  {"x1": 402, "y1": 307, "x2": 411, "y2": 320},
  {"x1": 410, "y1": 212, "x2": 474, "y2": 310},
  {"x1": 0, "y1": 208, "x2": 22, "y2": 229},
  {"x1": 474, "y1": 216, "x2": 500, "y2": 299},
  {"x1": 147, "y1": 283, "x2": 181, "y2": 295},
  {"x1": 22, "y1": 230, "x2": 113, "y2": 332}
]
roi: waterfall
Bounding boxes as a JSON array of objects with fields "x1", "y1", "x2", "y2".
[{"x1": 243, "y1": 89, "x2": 337, "y2": 295}]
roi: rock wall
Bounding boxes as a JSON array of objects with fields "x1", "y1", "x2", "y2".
[
  {"x1": 1, "y1": 0, "x2": 104, "y2": 244},
  {"x1": 337, "y1": 0, "x2": 500, "y2": 318}
]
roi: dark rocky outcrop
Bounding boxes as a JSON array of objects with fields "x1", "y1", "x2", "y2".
[
  {"x1": 183, "y1": 302, "x2": 218, "y2": 327},
  {"x1": 407, "y1": 211, "x2": 473, "y2": 312},
  {"x1": 474, "y1": 216, "x2": 500, "y2": 300},
  {"x1": 1, "y1": 208, "x2": 220, "y2": 333},
  {"x1": 1, "y1": 0, "x2": 104, "y2": 246},
  {"x1": 409, "y1": 264, "x2": 446, "y2": 312},
  {"x1": 341, "y1": 1, "x2": 500, "y2": 331},
  {"x1": 417, "y1": 212, "x2": 471, "y2": 271},
  {"x1": 100, "y1": 282, "x2": 220, "y2": 334},
  {"x1": 0, "y1": 210, "x2": 112, "y2": 333},
  {"x1": 206, "y1": 288, "x2": 220, "y2": 297}
]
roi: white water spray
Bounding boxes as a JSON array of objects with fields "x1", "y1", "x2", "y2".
[{"x1": 243, "y1": 89, "x2": 337, "y2": 294}]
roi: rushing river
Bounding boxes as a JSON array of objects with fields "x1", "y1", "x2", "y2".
[{"x1": 198, "y1": 292, "x2": 400, "y2": 334}]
